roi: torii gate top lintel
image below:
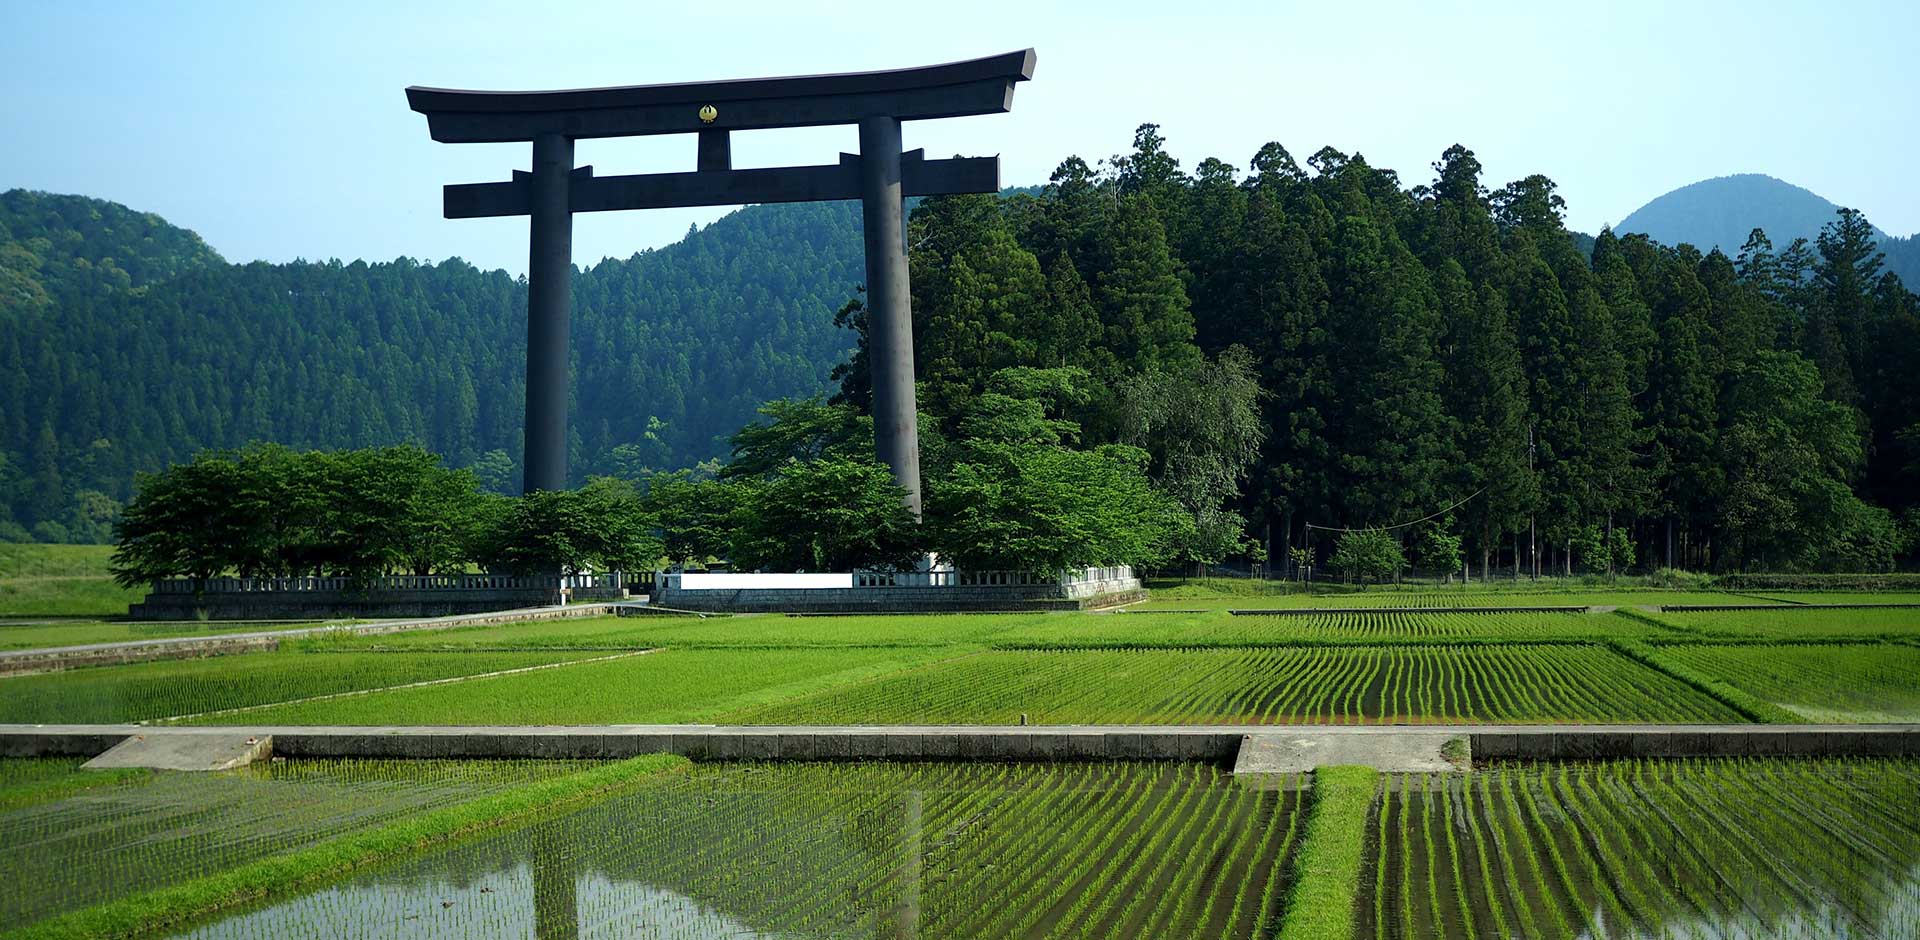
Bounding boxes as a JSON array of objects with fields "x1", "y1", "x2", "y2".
[{"x1": 406, "y1": 49, "x2": 1036, "y2": 143}]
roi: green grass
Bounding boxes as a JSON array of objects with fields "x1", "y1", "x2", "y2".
[
  {"x1": 729, "y1": 645, "x2": 1745, "y2": 725},
  {"x1": 0, "y1": 544, "x2": 118, "y2": 578},
  {"x1": 0, "y1": 544, "x2": 139, "y2": 619},
  {"x1": 0, "y1": 650, "x2": 603, "y2": 724},
  {"x1": 3, "y1": 754, "x2": 686, "y2": 940},
  {"x1": 1658, "y1": 642, "x2": 1920, "y2": 722},
  {"x1": 1276, "y1": 765, "x2": 1376, "y2": 940},
  {"x1": 185, "y1": 646, "x2": 971, "y2": 726},
  {"x1": 0, "y1": 580, "x2": 141, "y2": 619}
]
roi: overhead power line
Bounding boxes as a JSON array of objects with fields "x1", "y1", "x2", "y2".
[{"x1": 1303, "y1": 487, "x2": 1488, "y2": 534}]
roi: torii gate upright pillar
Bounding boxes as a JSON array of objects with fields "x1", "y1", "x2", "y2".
[
  {"x1": 858, "y1": 116, "x2": 921, "y2": 515},
  {"x1": 408, "y1": 50, "x2": 1035, "y2": 510},
  {"x1": 525, "y1": 133, "x2": 574, "y2": 494}
]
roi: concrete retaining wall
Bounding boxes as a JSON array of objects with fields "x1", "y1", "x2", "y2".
[
  {"x1": 0, "y1": 635, "x2": 287, "y2": 676},
  {"x1": 652, "y1": 584, "x2": 1146, "y2": 613},
  {"x1": 6, "y1": 723, "x2": 1916, "y2": 764},
  {"x1": 129, "y1": 588, "x2": 564, "y2": 621}
]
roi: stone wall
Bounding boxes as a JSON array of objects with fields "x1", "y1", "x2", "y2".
[
  {"x1": 128, "y1": 587, "x2": 564, "y2": 621},
  {"x1": 127, "y1": 573, "x2": 631, "y2": 621},
  {"x1": 651, "y1": 566, "x2": 1142, "y2": 613}
]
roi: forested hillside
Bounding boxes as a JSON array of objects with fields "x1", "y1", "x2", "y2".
[
  {"x1": 850, "y1": 129, "x2": 1920, "y2": 573},
  {"x1": 0, "y1": 190, "x2": 861, "y2": 541}
]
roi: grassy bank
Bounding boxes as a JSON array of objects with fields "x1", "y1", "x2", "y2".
[
  {"x1": 0, "y1": 544, "x2": 138, "y2": 618},
  {"x1": 1275, "y1": 765, "x2": 1378, "y2": 940}
]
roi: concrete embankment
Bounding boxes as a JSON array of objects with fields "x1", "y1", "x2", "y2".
[{"x1": 4, "y1": 723, "x2": 1916, "y2": 768}]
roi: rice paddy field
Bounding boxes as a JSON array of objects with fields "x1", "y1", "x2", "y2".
[
  {"x1": 1639, "y1": 605, "x2": 1920, "y2": 639},
  {"x1": 3, "y1": 586, "x2": 1919, "y2": 938},
  {"x1": 729, "y1": 645, "x2": 1745, "y2": 725},
  {"x1": 160, "y1": 761, "x2": 1304, "y2": 940},
  {"x1": 0, "y1": 758, "x2": 596, "y2": 928},
  {"x1": 1659, "y1": 643, "x2": 1920, "y2": 722},
  {"x1": 1361, "y1": 758, "x2": 1920, "y2": 940},
  {"x1": 1, "y1": 756, "x2": 1910, "y2": 939},
  {"x1": 0, "y1": 600, "x2": 1904, "y2": 729},
  {"x1": 0, "y1": 649, "x2": 609, "y2": 724},
  {"x1": 187, "y1": 646, "x2": 962, "y2": 727}
]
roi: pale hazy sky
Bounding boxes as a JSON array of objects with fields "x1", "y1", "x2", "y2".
[{"x1": 4, "y1": 0, "x2": 1914, "y2": 275}]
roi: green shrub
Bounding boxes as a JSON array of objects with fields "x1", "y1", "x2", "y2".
[{"x1": 1329, "y1": 530, "x2": 1404, "y2": 584}]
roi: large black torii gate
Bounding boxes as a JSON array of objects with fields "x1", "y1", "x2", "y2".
[{"x1": 406, "y1": 49, "x2": 1037, "y2": 513}]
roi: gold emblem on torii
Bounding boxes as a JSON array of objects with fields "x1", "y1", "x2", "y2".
[{"x1": 698, "y1": 105, "x2": 718, "y2": 124}]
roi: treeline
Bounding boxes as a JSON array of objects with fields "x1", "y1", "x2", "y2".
[
  {"x1": 862, "y1": 127, "x2": 1920, "y2": 573},
  {"x1": 0, "y1": 189, "x2": 863, "y2": 541},
  {"x1": 114, "y1": 371, "x2": 1191, "y2": 583}
]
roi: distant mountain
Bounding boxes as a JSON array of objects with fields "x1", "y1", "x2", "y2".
[
  {"x1": 1616, "y1": 173, "x2": 1918, "y2": 286},
  {"x1": 1615, "y1": 174, "x2": 1885, "y2": 255}
]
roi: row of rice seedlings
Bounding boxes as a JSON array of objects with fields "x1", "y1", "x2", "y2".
[
  {"x1": 0, "y1": 650, "x2": 597, "y2": 724},
  {"x1": 0, "y1": 757, "x2": 88, "y2": 788},
  {"x1": 994, "y1": 610, "x2": 1660, "y2": 648},
  {"x1": 0, "y1": 757, "x2": 148, "y2": 812},
  {"x1": 1648, "y1": 606, "x2": 1920, "y2": 639},
  {"x1": 732, "y1": 645, "x2": 1745, "y2": 725},
  {"x1": 1656, "y1": 643, "x2": 1920, "y2": 723},
  {"x1": 1359, "y1": 758, "x2": 1920, "y2": 940},
  {"x1": 1204, "y1": 590, "x2": 1768, "y2": 610},
  {"x1": 1738, "y1": 592, "x2": 1920, "y2": 606},
  {"x1": 0, "y1": 758, "x2": 595, "y2": 928},
  {"x1": 197, "y1": 646, "x2": 960, "y2": 727},
  {"x1": 300, "y1": 612, "x2": 1055, "y2": 652},
  {"x1": 167, "y1": 762, "x2": 1304, "y2": 940}
]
